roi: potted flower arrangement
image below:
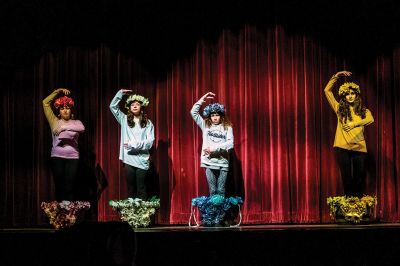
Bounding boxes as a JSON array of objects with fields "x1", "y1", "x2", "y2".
[
  {"x1": 189, "y1": 195, "x2": 243, "y2": 227},
  {"x1": 41, "y1": 201, "x2": 91, "y2": 229},
  {"x1": 109, "y1": 197, "x2": 160, "y2": 228},
  {"x1": 327, "y1": 195, "x2": 377, "y2": 224}
]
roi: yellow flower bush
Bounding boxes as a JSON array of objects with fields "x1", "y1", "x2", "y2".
[
  {"x1": 41, "y1": 201, "x2": 91, "y2": 229},
  {"x1": 327, "y1": 195, "x2": 377, "y2": 224}
]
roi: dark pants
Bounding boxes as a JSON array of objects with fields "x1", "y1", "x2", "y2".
[
  {"x1": 334, "y1": 148, "x2": 367, "y2": 197},
  {"x1": 124, "y1": 164, "x2": 147, "y2": 200},
  {"x1": 51, "y1": 157, "x2": 79, "y2": 201}
]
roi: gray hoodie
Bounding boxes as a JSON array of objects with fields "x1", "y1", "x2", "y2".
[{"x1": 191, "y1": 99, "x2": 234, "y2": 170}]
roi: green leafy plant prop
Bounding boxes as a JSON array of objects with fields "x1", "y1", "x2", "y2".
[
  {"x1": 327, "y1": 195, "x2": 377, "y2": 224},
  {"x1": 109, "y1": 197, "x2": 160, "y2": 228},
  {"x1": 41, "y1": 201, "x2": 91, "y2": 229}
]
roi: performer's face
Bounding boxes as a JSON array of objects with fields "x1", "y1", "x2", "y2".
[
  {"x1": 130, "y1": 101, "x2": 142, "y2": 116},
  {"x1": 345, "y1": 89, "x2": 357, "y2": 104},
  {"x1": 210, "y1": 113, "x2": 221, "y2": 125},
  {"x1": 59, "y1": 106, "x2": 72, "y2": 120}
]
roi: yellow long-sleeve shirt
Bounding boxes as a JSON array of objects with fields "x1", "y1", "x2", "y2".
[{"x1": 324, "y1": 77, "x2": 374, "y2": 153}]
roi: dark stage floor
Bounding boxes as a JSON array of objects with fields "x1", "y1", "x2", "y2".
[{"x1": 2, "y1": 223, "x2": 400, "y2": 266}]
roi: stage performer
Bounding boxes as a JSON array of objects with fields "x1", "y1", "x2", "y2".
[
  {"x1": 43, "y1": 88, "x2": 85, "y2": 201},
  {"x1": 191, "y1": 92, "x2": 234, "y2": 197},
  {"x1": 324, "y1": 71, "x2": 374, "y2": 197},
  {"x1": 110, "y1": 89, "x2": 154, "y2": 200}
]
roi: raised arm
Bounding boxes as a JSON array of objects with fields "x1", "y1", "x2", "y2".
[
  {"x1": 110, "y1": 89, "x2": 132, "y2": 125},
  {"x1": 324, "y1": 71, "x2": 352, "y2": 111},
  {"x1": 190, "y1": 92, "x2": 216, "y2": 129},
  {"x1": 42, "y1": 88, "x2": 70, "y2": 130}
]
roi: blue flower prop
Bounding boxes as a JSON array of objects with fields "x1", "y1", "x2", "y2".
[
  {"x1": 202, "y1": 103, "x2": 225, "y2": 117},
  {"x1": 191, "y1": 195, "x2": 243, "y2": 226}
]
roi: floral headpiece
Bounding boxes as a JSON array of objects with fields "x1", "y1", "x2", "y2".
[
  {"x1": 125, "y1": 94, "x2": 149, "y2": 109},
  {"x1": 339, "y1": 82, "x2": 361, "y2": 96},
  {"x1": 202, "y1": 103, "x2": 225, "y2": 117},
  {"x1": 54, "y1": 96, "x2": 74, "y2": 109}
]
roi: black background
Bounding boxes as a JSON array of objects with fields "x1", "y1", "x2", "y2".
[{"x1": 1, "y1": 0, "x2": 400, "y2": 76}]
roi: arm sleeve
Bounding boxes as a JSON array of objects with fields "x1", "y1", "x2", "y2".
[
  {"x1": 355, "y1": 109, "x2": 374, "y2": 127},
  {"x1": 58, "y1": 130, "x2": 78, "y2": 140},
  {"x1": 57, "y1": 120, "x2": 85, "y2": 133},
  {"x1": 324, "y1": 77, "x2": 339, "y2": 112},
  {"x1": 63, "y1": 120, "x2": 85, "y2": 133},
  {"x1": 42, "y1": 90, "x2": 59, "y2": 131},
  {"x1": 190, "y1": 99, "x2": 205, "y2": 129},
  {"x1": 134, "y1": 121, "x2": 155, "y2": 151},
  {"x1": 213, "y1": 127, "x2": 234, "y2": 151},
  {"x1": 109, "y1": 90, "x2": 125, "y2": 125}
]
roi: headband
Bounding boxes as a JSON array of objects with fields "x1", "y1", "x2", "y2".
[
  {"x1": 339, "y1": 82, "x2": 360, "y2": 96},
  {"x1": 54, "y1": 96, "x2": 74, "y2": 109},
  {"x1": 125, "y1": 94, "x2": 149, "y2": 109},
  {"x1": 203, "y1": 103, "x2": 225, "y2": 117}
]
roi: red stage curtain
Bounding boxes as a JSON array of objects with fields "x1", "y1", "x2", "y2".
[{"x1": 1, "y1": 26, "x2": 399, "y2": 226}]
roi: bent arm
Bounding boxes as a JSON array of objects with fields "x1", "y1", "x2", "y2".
[
  {"x1": 190, "y1": 99, "x2": 205, "y2": 129},
  {"x1": 191, "y1": 92, "x2": 215, "y2": 129},
  {"x1": 109, "y1": 90, "x2": 125, "y2": 124},
  {"x1": 213, "y1": 127, "x2": 234, "y2": 151},
  {"x1": 355, "y1": 109, "x2": 374, "y2": 127},
  {"x1": 42, "y1": 90, "x2": 60, "y2": 130},
  {"x1": 56, "y1": 120, "x2": 85, "y2": 137},
  {"x1": 134, "y1": 122, "x2": 155, "y2": 151},
  {"x1": 324, "y1": 75, "x2": 339, "y2": 111},
  {"x1": 69, "y1": 120, "x2": 85, "y2": 133}
]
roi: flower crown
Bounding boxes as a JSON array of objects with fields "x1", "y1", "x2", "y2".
[
  {"x1": 339, "y1": 82, "x2": 361, "y2": 96},
  {"x1": 125, "y1": 94, "x2": 149, "y2": 109},
  {"x1": 54, "y1": 96, "x2": 74, "y2": 109},
  {"x1": 202, "y1": 103, "x2": 225, "y2": 117}
]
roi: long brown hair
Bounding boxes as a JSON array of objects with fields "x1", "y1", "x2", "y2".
[
  {"x1": 338, "y1": 92, "x2": 366, "y2": 123},
  {"x1": 205, "y1": 115, "x2": 233, "y2": 129},
  {"x1": 127, "y1": 108, "x2": 148, "y2": 128}
]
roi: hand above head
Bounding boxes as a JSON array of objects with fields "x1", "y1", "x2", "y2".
[
  {"x1": 56, "y1": 88, "x2": 71, "y2": 95},
  {"x1": 200, "y1": 92, "x2": 216, "y2": 103},
  {"x1": 333, "y1": 71, "x2": 352, "y2": 78},
  {"x1": 121, "y1": 89, "x2": 133, "y2": 94}
]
